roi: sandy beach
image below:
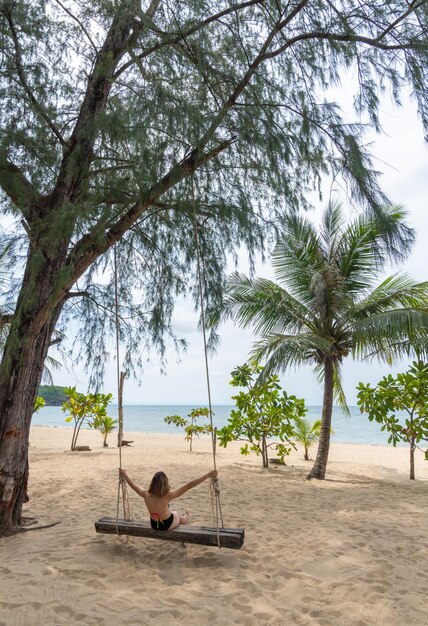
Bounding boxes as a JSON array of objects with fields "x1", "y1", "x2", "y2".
[{"x1": 0, "y1": 426, "x2": 427, "y2": 626}]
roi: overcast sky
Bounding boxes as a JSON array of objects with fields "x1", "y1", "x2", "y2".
[{"x1": 51, "y1": 93, "x2": 428, "y2": 406}]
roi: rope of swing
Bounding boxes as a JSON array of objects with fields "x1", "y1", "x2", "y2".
[
  {"x1": 191, "y1": 178, "x2": 224, "y2": 546},
  {"x1": 111, "y1": 192, "x2": 222, "y2": 544},
  {"x1": 114, "y1": 245, "x2": 132, "y2": 533}
]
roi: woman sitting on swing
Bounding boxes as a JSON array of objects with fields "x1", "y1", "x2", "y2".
[{"x1": 119, "y1": 468, "x2": 217, "y2": 530}]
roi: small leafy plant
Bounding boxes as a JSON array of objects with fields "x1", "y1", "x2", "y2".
[
  {"x1": 292, "y1": 416, "x2": 324, "y2": 461},
  {"x1": 62, "y1": 387, "x2": 113, "y2": 451},
  {"x1": 164, "y1": 407, "x2": 213, "y2": 451},
  {"x1": 357, "y1": 361, "x2": 428, "y2": 479},
  {"x1": 92, "y1": 415, "x2": 118, "y2": 447},
  {"x1": 217, "y1": 361, "x2": 305, "y2": 467}
]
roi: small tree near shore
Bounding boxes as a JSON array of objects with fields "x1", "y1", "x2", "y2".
[
  {"x1": 164, "y1": 408, "x2": 212, "y2": 451},
  {"x1": 62, "y1": 388, "x2": 113, "y2": 451},
  {"x1": 292, "y1": 417, "x2": 323, "y2": 461},
  {"x1": 92, "y1": 415, "x2": 118, "y2": 448},
  {"x1": 218, "y1": 362, "x2": 304, "y2": 467},
  {"x1": 357, "y1": 361, "x2": 428, "y2": 479}
]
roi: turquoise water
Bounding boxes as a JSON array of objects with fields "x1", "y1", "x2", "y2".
[{"x1": 33, "y1": 404, "x2": 400, "y2": 446}]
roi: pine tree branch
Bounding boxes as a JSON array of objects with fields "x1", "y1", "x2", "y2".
[
  {"x1": 0, "y1": 150, "x2": 42, "y2": 214},
  {"x1": 235, "y1": 99, "x2": 349, "y2": 160},
  {"x1": 151, "y1": 201, "x2": 214, "y2": 219},
  {"x1": 113, "y1": 0, "x2": 265, "y2": 79},
  {"x1": 17, "y1": 0, "x2": 428, "y2": 308},
  {"x1": 122, "y1": 0, "x2": 162, "y2": 53},
  {"x1": 264, "y1": 0, "x2": 428, "y2": 61},
  {"x1": 64, "y1": 136, "x2": 236, "y2": 283},
  {"x1": 371, "y1": 0, "x2": 428, "y2": 41},
  {"x1": 168, "y1": 0, "x2": 312, "y2": 109},
  {"x1": 52, "y1": 0, "x2": 99, "y2": 55},
  {"x1": 265, "y1": 32, "x2": 424, "y2": 61},
  {"x1": 0, "y1": 315, "x2": 13, "y2": 327},
  {"x1": 47, "y1": 1, "x2": 140, "y2": 210},
  {"x1": 61, "y1": 5, "x2": 310, "y2": 288},
  {"x1": 89, "y1": 164, "x2": 135, "y2": 176},
  {"x1": 2, "y1": 7, "x2": 65, "y2": 145},
  {"x1": 63, "y1": 291, "x2": 89, "y2": 300},
  {"x1": 216, "y1": 0, "x2": 311, "y2": 113}
]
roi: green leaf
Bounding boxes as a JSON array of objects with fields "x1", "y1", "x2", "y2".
[
  {"x1": 358, "y1": 361, "x2": 428, "y2": 476},
  {"x1": 221, "y1": 361, "x2": 300, "y2": 466}
]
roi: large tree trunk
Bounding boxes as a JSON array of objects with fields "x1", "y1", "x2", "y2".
[
  {"x1": 0, "y1": 249, "x2": 65, "y2": 534},
  {"x1": 306, "y1": 358, "x2": 334, "y2": 480}
]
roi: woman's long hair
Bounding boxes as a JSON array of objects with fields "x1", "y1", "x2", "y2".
[{"x1": 148, "y1": 471, "x2": 170, "y2": 497}]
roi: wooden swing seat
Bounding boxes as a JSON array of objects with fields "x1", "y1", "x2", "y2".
[{"x1": 95, "y1": 517, "x2": 244, "y2": 549}]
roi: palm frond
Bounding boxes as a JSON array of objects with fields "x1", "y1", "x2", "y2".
[
  {"x1": 337, "y1": 218, "x2": 382, "y2": 291},
  {"x1": 250, "y1": 333, "x2": 331, "y2": 377},
  {"x1": 370, "y1": 205, "x2": 415, "y2": 266},
  {"x1": 40, "y1": 355, "x2": 63, "y2": 385},
  {"x1": 353, "y1": 309, "x2": 428, "y2": 362},
  {"x1": 272, "y1": 218, "x2": 325, "y2": 305},
  {"x1": 293, "y1": 415, "x2": 322, "y2": 441},
  {"x1": 353, "y1": 275, "x2": 428, "y2": 318},
  {"x1": 320, "y1": 201, "x2": 346, "y2": 262},
  {"x1": 332, "y1": 364, "x2": 350, "y2": 416},
  {"x1": 223, "y1": 273, "x2": 313, "y2": 335},
  {"x1": 336, "y1": 205, "x2": 415, "y2": 295}
]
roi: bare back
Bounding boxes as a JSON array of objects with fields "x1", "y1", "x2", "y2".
[
  {"x1": 142, "y1": 492, "x2": 172, "y2": 520},
  {"x1": 120, "y1": 468, "x2": 217, "y2": 527}
]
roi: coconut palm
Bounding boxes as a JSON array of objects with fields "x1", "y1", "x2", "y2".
[
  {"x1": 222, "y1": 203, "x2": 428, "y2": 480},
  {"x1": 94, "y1": 415, "x2": 118, "y2": 447},
  {"x1": 293, "y1": 416, "x2": 322, "y2": 461}
]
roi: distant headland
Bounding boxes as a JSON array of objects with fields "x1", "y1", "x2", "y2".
[{"x1": 38, "y1": 385, "x2": 68, "y2": 406}]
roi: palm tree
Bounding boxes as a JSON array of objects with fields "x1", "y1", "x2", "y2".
[
  {"x1": 95, "y1": 415, "x2": 118, "y2": 447},
  {"x1": 222, "y1": 204, "x2": 428, "y2": 479},
  {"x1": 293, "y1": 416, "x2": 322, "y2": 461}
]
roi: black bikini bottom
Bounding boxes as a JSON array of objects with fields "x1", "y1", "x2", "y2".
[{"x1": 150, "y1": 512, "x2": 174, "y2": 530}]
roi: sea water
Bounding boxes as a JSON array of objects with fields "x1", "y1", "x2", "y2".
[{"x1": 32, "y1": 404, "x2": 401, "y2": 446}]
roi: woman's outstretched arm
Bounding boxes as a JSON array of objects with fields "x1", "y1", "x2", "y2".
[
  {"x1": 169, "y1": 469, "x2": 218, "y2": 500},
  {"x1": 119, "y1": 469, "x2": 147, "y2": 498}
]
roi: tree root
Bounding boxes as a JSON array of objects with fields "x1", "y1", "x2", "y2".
[{"x1": 18, "y1": 518, "x2": 62, "y2": 532}]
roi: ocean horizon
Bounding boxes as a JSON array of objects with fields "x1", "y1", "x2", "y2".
[{"x1": 33, "y1": 403, "x2": 403, "y2": 446}]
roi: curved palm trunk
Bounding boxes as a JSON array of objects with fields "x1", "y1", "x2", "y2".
[
  {"x1": 0, "y1": 251, "x2": 64, "y2": 534},
  {"x1": 306, "y1": 358, "x2": 334, "y2": 480}
]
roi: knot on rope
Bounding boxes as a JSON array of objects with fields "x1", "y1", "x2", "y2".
[{"x1": 212, "y1": 477, "x2": 220, "y2": 496}]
